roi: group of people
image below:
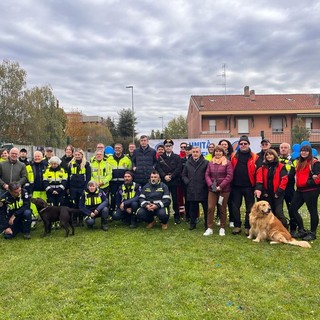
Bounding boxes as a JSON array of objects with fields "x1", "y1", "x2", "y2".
[{"x1": 0, "y1": 134, "x2": 319, "y2": 241}]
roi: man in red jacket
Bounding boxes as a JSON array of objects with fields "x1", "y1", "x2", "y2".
[{"x1": 230, "y1": 136, "x2": 258, "y2": 236}]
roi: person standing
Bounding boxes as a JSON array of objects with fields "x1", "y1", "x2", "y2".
[
  {"x1": 68, "y1": 149, "x2": 91, "y2": 225},
  {"x1": 278, "y1": 142, "x2": 297, "y2": 232},
  {"x1": 156, "y1": 139, "x2": 182, "y2": 224},
  {"x1": 255, "y1": 139, "x2": 271, "y2": 169},
  {"x1": 230, "y1": 136, "x2": 257, "y2": 236},
  {"x1": 90, "y1": 149, "x2": 112, "y2": 195},
  {"x1": 289, "y1": 145, "x2": 320, "y2": 241},
  {"x1": 107, "y1": 143, "x2": 132, "y2": 215},
  {"x1": 60, "y1": 145, "x2": 74, "y2": 171},
  {"x1": 43, "y1": 156, "x2": 68, "y2": 207},
  {"x1": 0, "y1": 147, "x2": 27, "y2": 196},
  {"x1": 182, "y1": 146, "x2": 208, "y2": 230},
  {"x1": 204, "y1": 146, "x2": 233, "y2": 236},
  {"x1": 254, "y1": 149, "x2": 288, "y2": 228},
  {"x1": 132, "y1": 135, "x2": 157, "y2": 187}
]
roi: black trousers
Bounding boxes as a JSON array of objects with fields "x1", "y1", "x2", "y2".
[
  {"x1": 289, "y1": 189, "x2": 320, "y2": 233},
  {"x1": 168, "y1": 185, "x2": 179, "y2": 219},
  {"x1": 188, "y1": 201, "x2": 208, "y2": 229},
  {"x1": 231, "y1": 186, "x2": 254, "y2": 229}
]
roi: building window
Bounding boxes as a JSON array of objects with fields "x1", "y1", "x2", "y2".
[
  {"x1": 271, "y1": 118, "x2": 283, "y2": 133},
  {"x1": 209, "y1": 120, "x2": 216, "y2": 132},
  {"x1": 306, "y1": 118, "x2": 312, "y2": 130},
  {"x1": 238, "y1": 119, "x2": 249, "y2": 134}
]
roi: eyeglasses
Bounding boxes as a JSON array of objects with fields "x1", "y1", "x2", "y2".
[
  {"x1": 180, "y1": 146, "x2": 186, "y2": 150},
  {"x1": 165, "y1": 144, "x2": 172, "y2": 147},
  {"x1": 239, "y1": 142, "x2": 248, "y2": 146}
]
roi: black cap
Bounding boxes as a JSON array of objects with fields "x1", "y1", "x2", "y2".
[
  {"x1": 239, "y1": 135, "x2": 250, "y2": 145},
  {"x1": 20, "y1": 148, "x2": 27, "y2": 153},
  {"x1": 163, "y1": 138, "x2": 174, "y2": 146},
  {"x1": 261, "y1": 139, "x2": 271, "y2": 144},
  {"x1": 185, "y1": 144, "x2": 192, "y2": 151}
]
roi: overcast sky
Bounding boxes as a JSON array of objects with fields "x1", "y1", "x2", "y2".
[{"x1": 1, "y1": 0, "x2": 320, "y2": 135}]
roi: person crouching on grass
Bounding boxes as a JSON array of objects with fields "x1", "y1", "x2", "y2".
[
  {"x1": 0, "y1": 182, "x2": 32, "y2": 240},
  {"x1": 79, "y1": 181, "x2": 109, "y2": 231},
  {"x1": 137, "y1": 171, "x2": 171, "y2": 230}
]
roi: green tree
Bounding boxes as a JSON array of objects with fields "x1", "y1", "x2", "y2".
[
  {"x1": 116, "y1": 108, "x2": 137, "y2": 139},
  {"x1": 163, "y1": 115, "x2": 187, "y2": 139},
  {"x1": 292, "y1": 118, "x2": 310, "y2": 144},
  {"x1": 106, "y1": 116, "x2": 118, "y2": 138},
  {"x1": 0, "y1": 60, "x2": 27, "y2": 142}
]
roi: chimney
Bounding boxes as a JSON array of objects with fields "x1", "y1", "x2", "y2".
[
  {"x1": 315, "y1": 94, "x2": 320, "y2": 106},
  {"x1": 250, "y1": 90, "x2": 256, "y2": 101},
  {"x1": 244, "y1": 86, "x2": 250, "y2": 97}
]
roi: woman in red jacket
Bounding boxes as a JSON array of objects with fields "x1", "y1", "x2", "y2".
[
  {"x1": 254, "y1": 149, "x2": 288, "y2": 228},
  {"x1": 289, "y1": 145, "x2": 320, "y2": 241}
]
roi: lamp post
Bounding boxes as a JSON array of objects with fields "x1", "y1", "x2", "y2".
[
  {"x1": 126, "y1": 85, "x2": 134, "y2": 143},
  {"x1": 159, "y1": 116, "x2": 164, "y2": 132}
]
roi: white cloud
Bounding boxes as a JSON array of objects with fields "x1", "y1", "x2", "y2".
[{"x1": 1, "y1": 0, "x2": 320, "y2": 136}]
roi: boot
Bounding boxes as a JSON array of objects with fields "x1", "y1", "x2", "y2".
[{"x1": 130, "y1": 215, "x2": 137, "y2": 229}]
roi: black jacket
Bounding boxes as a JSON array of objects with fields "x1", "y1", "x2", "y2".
[
  {"x1": 182, "y1": 156, "x2": 208, "y2": 201},
  {"x1": 156, "y1": 153, "x2": 182, "y2": 186},
  {"x1": 132, "y1": 145, "x2": 157, "y2": 186}
]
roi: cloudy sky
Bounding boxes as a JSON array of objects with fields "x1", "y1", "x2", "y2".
[{"x1": 1, "y1": 0, "x2": 320, "y2": 135}]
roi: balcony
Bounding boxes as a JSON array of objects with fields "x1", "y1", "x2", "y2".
[{"x1": 200, "y1": 130, "x2": 232, "y2": 138}]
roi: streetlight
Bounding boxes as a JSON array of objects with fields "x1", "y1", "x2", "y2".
[
  {"x1": 159, "y1": 116, "x2": 164, "y2": 132},
  {"x1": 126, "y1": 85, "x2": 134, "y2": 143}
]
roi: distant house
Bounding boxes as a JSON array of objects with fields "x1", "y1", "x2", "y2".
[{"x1": 187, "y1": 86, "x2": 320, "y2": 146}]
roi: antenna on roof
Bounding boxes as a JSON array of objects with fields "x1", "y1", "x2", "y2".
[{"x1": 216, "y1": 63, "x2": 227, "y2": 102}]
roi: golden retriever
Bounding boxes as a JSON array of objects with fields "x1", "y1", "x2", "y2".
[{"x1": 248, "y1": 200, "x2": 311, "y2": 248}]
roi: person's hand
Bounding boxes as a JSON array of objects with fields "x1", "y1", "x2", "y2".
[
  {"x1": 9, "y1": 215, "x2": 15, "y2": 225},
  {"x1": 254, "y1": 190, "x2": 261, "y2": 198},
  {"x1": 120, "y1": 203, "x2": 124, "y2": 210},
  {"x1": 164, "y1": 175, "x2": 171, "y2": 182}
]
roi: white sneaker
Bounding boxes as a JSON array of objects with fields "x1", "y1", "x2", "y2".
[
  {"x1": 216, "y1": 219, "x2": 221, "y2": 226},
  {"x1": 229, "y1": 222, "x2": 234, "y2": 228},
  {"x1": 219, "y1": 228, "x2": 226, "y2": 236},
  {"x1": 203, "y1": 228, "x2": 213, "y2": 236}
]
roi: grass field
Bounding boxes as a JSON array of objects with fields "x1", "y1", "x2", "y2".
[{"x1": 0, "y1": 213, "x2": 319, "y2": 320}]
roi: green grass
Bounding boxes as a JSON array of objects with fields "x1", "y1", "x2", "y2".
[{"x1": 0, "y1": 215, "x2": 319, "y2": 320}]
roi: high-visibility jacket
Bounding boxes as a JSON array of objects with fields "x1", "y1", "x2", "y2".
[
  {"x1": 116, "y1": 182, "x2": 141, "y2": 208},
  {"x1": 68, "y1": 160, "x2": 91, "y2": 189},
  {"x1": 107, "y1": 154, "x2": 132, "y2": 182},
  {"x1": 43, "y1": 165, "x2": 67, "y2": 193},
  {"x1": 90, "y1": 158, "x2": 112, "y2": 189},
  {"x1": 0, "y1": 188, "x2": 30, "y2": 219},
  {"x1": 79, "y1": 188, "x2": 108, "y2": 215}
]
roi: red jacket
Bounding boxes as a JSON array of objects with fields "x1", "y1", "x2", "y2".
[
  {"x1": 296, "y1": 159, "x2": 320, "y2": 191},
  {"x1": 231, "y1": 151, "x2": 257, "y2": 187},
  {"x1": 256, "y1": 163, "x2": 288, "y2": 195}
]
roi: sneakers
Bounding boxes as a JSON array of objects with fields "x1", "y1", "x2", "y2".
[
  {"x1": 161, "y1": 223, "x2": 168, "y2": 230},
  {"x1": 219, "y1": 228, "x2": 225, "y2": 236},
  {"x1": 146, "y1": 221, "x2": 156, "y2": 229},
  {"x1": 291, "y1": 229, "x2": 307, "y2": 239},
  {"x1": 302, "y1": 232, "x2": 316, "y2": 241},
  {"x1": 232, "y1": 227, "x2": 241, "y2": 235},
  {"x1": 203, "y1": 228, "x2": 213, "y2": 236},
  {"x1": 229, "y1": 222, "x2": 234, "y2": 228}
]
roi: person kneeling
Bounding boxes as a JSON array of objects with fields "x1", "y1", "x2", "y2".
[
  {"x1": 113, "y1": 171, "x2": 141, "y2": 228},
  {"x1": 0, "y1": 182, "x2": 32, "y2": 240},
  {"x1": 79, "y1": 181, "x2": 109, "y2": 231},
  {"x1": 137, "y1": 171, "x2": 171, "y2": 230}
]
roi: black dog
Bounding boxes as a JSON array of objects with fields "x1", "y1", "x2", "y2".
[{"x1": 31, "y1": 198, "x2": 78, "y2": 237}]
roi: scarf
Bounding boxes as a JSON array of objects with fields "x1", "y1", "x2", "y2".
[{"x1": 211, "y1": 156, "x2": 227, "y2": 166}]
